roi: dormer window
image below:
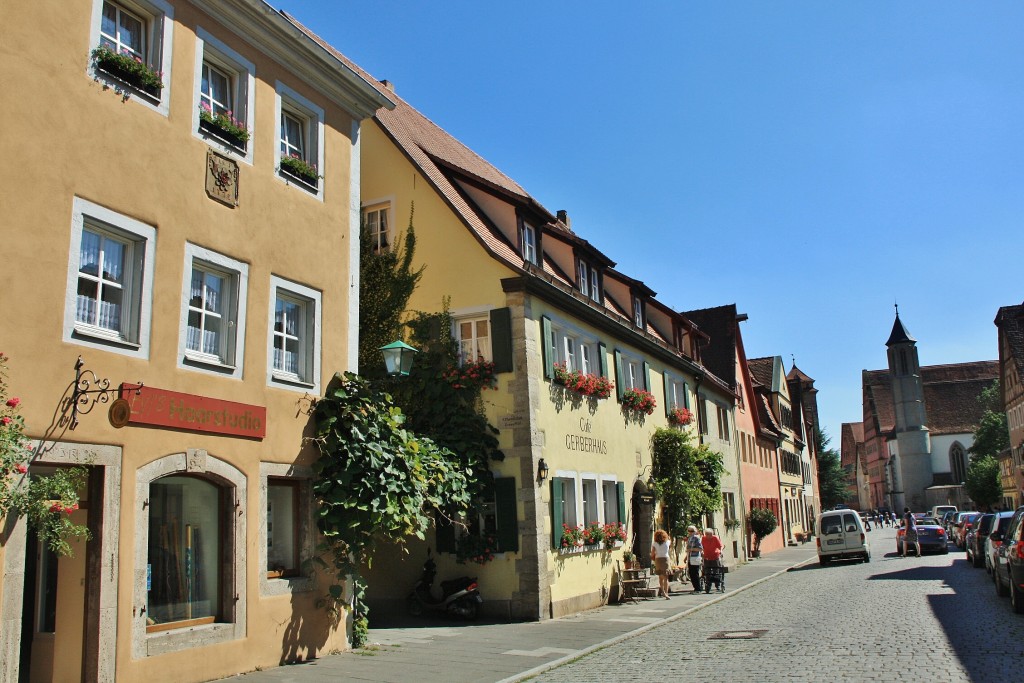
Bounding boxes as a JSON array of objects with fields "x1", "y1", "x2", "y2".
[
  {"x1": 633, "y1": 297, "x2": 644, "y2": 329},
  {"x1": 578, "y1": 260, "x2": 600, "y2": 303},
  {"x1": 521, "y1": 223, "x2": 538, "y2": 265}
]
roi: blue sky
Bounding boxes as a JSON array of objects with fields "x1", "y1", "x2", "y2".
[{"x1": 273, "y1": 1, "x2": 1024, "y2": 444}]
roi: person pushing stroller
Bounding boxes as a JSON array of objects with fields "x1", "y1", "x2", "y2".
[{"x1": 701, "y1": 528, "x2": 725, "y2": 593}]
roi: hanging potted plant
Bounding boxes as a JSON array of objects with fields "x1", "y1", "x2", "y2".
[{"x1": 1, "y1": 354, "x2": 90, "y2": 556}]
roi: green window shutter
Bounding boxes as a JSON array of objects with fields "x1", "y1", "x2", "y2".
[
  {"x1": 598, "y1": 342, "x2": 608, "y2": 378},
  {"x1": 643, "y1": 361, "x2": 651, "y2": 392},
  {"x1": 684, "y1": 381, "x2": 691, "y2": 409},
  {"x1": 435, "y1": 515, "x2": 456, "y2": 553},
  {"x1": 614, "y1": 349, "x2": 624, "y2": 401},
  {"x1": 494, "y1": 477, "x2": 519, "y2": 552},
  {"x1": 551, "y1": 477, "x2": 565, "y2": 549},
  {"x1": 541, "y1": 315, "x2": 555, "y2": 379},
  {"x1": 490, "y1": 307, "x2": 514, "y2": 373},
  {"x1": 664, "y1": 374, "x2": 671, "y2": 417},
  {"x1": 617, "y1": 481, "x2": 626, "y2": 525}
]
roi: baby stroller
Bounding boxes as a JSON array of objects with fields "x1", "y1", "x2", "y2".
[{"x1": 702, "y1": 560, "x2": 725, "y2": 593}]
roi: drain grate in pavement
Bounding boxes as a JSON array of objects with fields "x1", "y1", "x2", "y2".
[{"x1": 708, "y1": 629, "x2": 768, "y2": 640}]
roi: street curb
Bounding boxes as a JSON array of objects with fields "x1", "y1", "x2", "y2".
[{"x1": 499, "y1": 554, "x2": 817, "y2": 683}]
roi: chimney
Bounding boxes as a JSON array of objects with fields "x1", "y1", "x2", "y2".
[
  {"x1": 556, "y1": 209, "x2": 570, "y2": 229},
  {"x1": 379, "y1": 79, "x2": 395, "y2": 93}
]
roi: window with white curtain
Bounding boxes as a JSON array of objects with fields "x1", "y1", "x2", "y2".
[
  {"x1": 268, "y1": 276, "x2": 321, "y2": 391},
  {"x1": 66, "y1": 197, "x2": 155, "y2": 357},
  {"x1": 455, "y1": 316, "x2": 491, "y2": 364},
  {"x1": 179, "y1": 244, "x2": 247, "y2": 375}
]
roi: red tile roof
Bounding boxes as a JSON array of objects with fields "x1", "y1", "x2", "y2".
[{"x1": 862, "y1": 361, "x2": 998, "y2": 437}]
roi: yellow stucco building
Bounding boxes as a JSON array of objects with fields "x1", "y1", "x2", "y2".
[
  {"x1": 0, "y1": 1, "x2": 393, "y2": 680},
  {"x1": 318, "y1": 54, "x2": 744, "y2": 618}
]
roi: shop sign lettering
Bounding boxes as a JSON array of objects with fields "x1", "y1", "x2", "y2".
[{"x1": 118, "y1": 384, "x2": 266, "y2": 439}]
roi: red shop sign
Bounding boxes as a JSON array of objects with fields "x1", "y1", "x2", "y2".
[{"x1": 116, "y1": 384, "x2": 266, "y2": 439}]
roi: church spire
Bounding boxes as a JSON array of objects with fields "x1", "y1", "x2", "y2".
[{"x1": 886, "y1": 308, "x2": 916, "y2": 347}]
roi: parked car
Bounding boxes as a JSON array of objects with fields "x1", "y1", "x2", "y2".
[
  {"x1": 952, "y1": 511, "x2": 980, "y2": 548},
  {"x1": 986, "y1": 511, "x2": 1016, "y2": 575},
  {"x1": 897, "y1": 516, "x2": 948, "y2": 555},
  {"x1": 993, "y1": 505, "x2": 1024, "y2": 613},
  {"x1": 941, "y1": 510, "x2": 958, "y2": 531},
  {"x1": 931, "y1": 504, "x2": 957, "y2": 522},
  {"x1": 817, "y1": 509, "x2": 871, "y2": 565},
  {"x1": 966, "y1": 513, "x2": 995, "y2": 567}
]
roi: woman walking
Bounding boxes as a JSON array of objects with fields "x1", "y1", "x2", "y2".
[{"x1": 651, "y1": 529, "x2": 672, "y2": 599}]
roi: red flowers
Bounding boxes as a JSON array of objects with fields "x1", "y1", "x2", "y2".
[
  {"x1": 1, "y1": 416, "x2": 11, "y2": 426},
  {"x1": 15, "y1": 464, "x2": 27, "y2": 474},
  {"x1": 622, "y1": 388, "x2": 657, "y2": 415},
  {"x1": 668, "y1": 407, "x2": 693, "y2": 426},
  {"x1": 6, "y1": 397, "x2": 20, "y2": 408},
  {"x1": 48, "y1": 502, "x2": 79, "y2": 515},
  {"x1": 443, "y1": 357, "x2": 497, "y2": 392},
  {"x1": 552, "y1": 364, "x2": 614, "y2": 399}
]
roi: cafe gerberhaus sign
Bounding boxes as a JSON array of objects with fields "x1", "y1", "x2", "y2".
[{"x1": 565, "y1": 417, "x2": 608, "y2": 454}]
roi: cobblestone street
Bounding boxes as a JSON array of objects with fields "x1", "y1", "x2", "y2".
[{"x1": 532, "y1": 526, "x2": 1024, "y2": 682}]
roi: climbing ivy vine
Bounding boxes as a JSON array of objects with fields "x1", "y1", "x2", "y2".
[
  {"x1": 650, "y1": 427, "x2": 725, "y2": 537},
  {"x1": 310, "y1": 211, "x2": 501, "y2": 647}
]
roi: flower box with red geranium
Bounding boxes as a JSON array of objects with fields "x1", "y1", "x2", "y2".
[
  {"x1": 668, "y1": 407, "x2": 693, "y2": 426},
  {"x1": 552, "y1": 363, "x2": 614, "y2": 399},
  {"x1": 602, "y1": 522, "x2": 627, "y2": 549},
  {"x1": 443, "y1": 357, "x2": 497, "y2": 392},
  {"x1": 622, "y1": 388, "x2": 657, "y2": 415}
]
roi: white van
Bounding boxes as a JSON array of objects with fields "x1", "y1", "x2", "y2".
[
  {"x1": 816, "y1": 509, "x2": 871, "y2": 565},
  {"x1": 931, "y1": 505, "x2": 957, "y2": 521}
]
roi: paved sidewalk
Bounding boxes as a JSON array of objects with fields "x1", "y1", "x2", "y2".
[{"x1": 221, "y1": 541, "x2": 818, "y2": 683}]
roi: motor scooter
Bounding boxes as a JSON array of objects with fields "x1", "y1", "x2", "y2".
[{"x1": 406, "y1": 550, "x2": 482, "y2": 620}]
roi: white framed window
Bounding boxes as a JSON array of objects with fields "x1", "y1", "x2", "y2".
[
  {"x1": 667, "y1": 377, "x2": 689, "y2": 410},
  {"x1": 581, "y1": 478, "x2": 599, "y2": 525},
  {"x1": 267, "y1": 276, "x2": 321, "y2": 392},
  {"x1": 576, "y1": 261, "x2": 602, "y2": 303},
  {"x1": 363, "y1": 203, "x2": 391, "y2": 252},
  {"x1": 557, "y1": 476, "x2": 578, "y2": 529},
  {"x1": 64, "y1": 197, "x2": 155, "y2": 358},
  {"x1": 717, "y1": 404, "x2": 730, "y2": 442},
  {"x1": 602, "y1": 479, "x2": 620, "y2": 524},
  {"x1": 455, "y1": 316, "x2": 492, "y2": 364},
  {"x1": 521, "y1": 222, "x2": 538, "y2": 265},
  {"x1": 633, "y1": 296, "x2": 644, "y2": 328},
  {"x1": 90, "y1": 0, "x2": 174, "y2": 113},
  {"x1": 275, "y1": 82, "x2": 325, "y2": 197},
  {"x1": 624, "y1": 357, "x2": 643, "y2": 390},
  {"x1": 192, "y1": 28, "x2": 255, "y2": 162},
  {"x1": 178, "y1": 244, "x2": 248, "y2": 377},
  {"x1": 550, "y1": 320, "x2": 599, "y2": 375},
  {"x1": 260, "y1": 463, "x2": 314, "y2": 597}
]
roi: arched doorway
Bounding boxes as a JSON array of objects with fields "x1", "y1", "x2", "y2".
[{"x1": 631, "y1": 481, "x2": 654, "y2": 568}]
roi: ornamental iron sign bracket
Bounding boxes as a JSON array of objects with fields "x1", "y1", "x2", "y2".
[{"x1": 61, "y1": 356, "x2": 142, "y2": 430}]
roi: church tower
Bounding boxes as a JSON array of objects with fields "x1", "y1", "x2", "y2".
[{"x1": 885, "y1": 310, "x2": 931, "y2": 510}]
